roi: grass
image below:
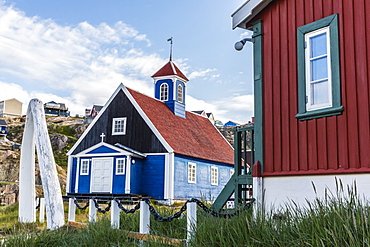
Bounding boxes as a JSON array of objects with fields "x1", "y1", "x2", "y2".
[{"x1": 2, "y1": 184, "x2": 370, "y2": 246}]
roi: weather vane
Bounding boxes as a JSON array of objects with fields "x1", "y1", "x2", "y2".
[{"x1": 167, "y1": 37, "x2": 173, "y2": 61}]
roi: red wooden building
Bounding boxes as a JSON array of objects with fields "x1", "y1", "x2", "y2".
[{"x1": 232, "y1": 0, "x2": 370, "y2": 210}]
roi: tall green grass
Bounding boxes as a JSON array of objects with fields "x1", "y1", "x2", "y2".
[
  {"x1": 2, "y1": 183, "x2": 370, "y2": 246},
  {"x1": 193, "y1": 181, "x2": 370, "y2": 246}
]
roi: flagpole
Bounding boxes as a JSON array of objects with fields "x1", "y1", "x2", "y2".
[{"x1": 167, "y1": 37, "x2": 173, "y2": 61}]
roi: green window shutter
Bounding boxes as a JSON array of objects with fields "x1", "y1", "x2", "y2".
[{"x1": 296, "y1": 14, "x2": 343, "y2": 121}]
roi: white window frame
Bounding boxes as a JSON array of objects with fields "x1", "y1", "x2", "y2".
[
  {"x1": 116, "y1": 158, "x2": 126, "y2": 175},
  {"x1": 112, "y1": 117, "x2": 127, "y2": 135},
  {"x1": 211, "y1": 166, "x2": 218, "y2": 186},
  {"x1": 177, "y1": 84, "x2": 183, "y2": 103},
  {"x1": 160, "y1": 83, "x2": 169, "y2": 101},
  {"x1": 305, "y1": 27, "x2": 332, "y2": 111},
  {"x1": 187, "y1": 162, "x2": 196, "y2": 184},
  {"x1": 80, "y1": 159, "x2": 90, "y2": 175}
]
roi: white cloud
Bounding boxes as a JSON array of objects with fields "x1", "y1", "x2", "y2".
[
  {"x1": 186, "y1": 93, "x2": 254, "y2": 124},
  {"x1": 188, "y1": 68, "x2": 218, "y2": 80},
  {"x1": 0, "y1": 3, "x2": 253, "y2": 124},
  {"x1": 0, "y1": 4, "x2": 161, "y2": 115}
]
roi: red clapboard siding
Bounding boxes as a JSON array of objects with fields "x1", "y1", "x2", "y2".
[
  {"x1": 367, "y1": 1, "x2": 370, "y2": 143},
  {"x1": 354, "y1": 0, "x2": 370, "y2": 168},
  {"x1": 263, "y1": 8, "x2": 274, "y2": 173},
  {"x1": 342, "y1": 0, "x2": 360, "y2": 169},
  {"x1": 287, "y1": 0, "x2": 299, "y2": 172},
  {"x1": 271, "y1": 3, "x2": 282, "y2": 172},
  {"x1": 335, "y1": 0, "x2": 350, "y2": 169},
  {"x1": 280, "y1": 0, "x2": 290, "y2": 172},
  {"x1": 255, "y1": 0, "x2": 370, "y2": 176}
]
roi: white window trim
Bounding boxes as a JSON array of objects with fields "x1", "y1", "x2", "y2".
[
  {"x1": 116, "y1": 158, "x2": 126, "y2": 175},
  {"x1": 160, "y1": 83, "x2": 169, "y2": 101},
  {"x1": 80, "y1": 159, "x2": 90, "y2": 175},
  {"x1": 187, "y1": 162, "x2": 196, "y2": 184},
  {"x1": 305, "y1": 26, "x2": 333, "y2": 111},
  {"x1": 112, "y1": 117, "x2": 127, "y2": 135},
  {"x1": 211, "y1": 166, "x2": 218, "y2": 186}
]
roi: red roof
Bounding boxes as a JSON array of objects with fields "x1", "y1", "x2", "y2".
[
  {"x1": 152, "y1": 61, "x2": 189, "y2": 81},
  {"x1": 127, "y1": 88, "x2": 234, "y2": 165}
]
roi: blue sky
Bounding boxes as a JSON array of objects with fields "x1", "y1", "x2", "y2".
[{"x1": 0, "y1": 0, "x2": 254, "y2": 124}]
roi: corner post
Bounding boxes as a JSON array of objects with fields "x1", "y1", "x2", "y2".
[
  {"x1": 252, "y1": 161, "x2": 263, "y2": 215},
  {"x1": 89, "y1": 199, "x2": 97, "y2": 222},
  {"x1": 252, "y1": 20, "x2": 264, "y2": 173},
  {"x1": 68, "y1": 198, "x2": 76, "y2": 222},
  {"x1": 140, "y1": 201, "x2": 150, "y2": 234},
  {"x1": 187, "y1": 202, "x2": 197, "y2": 244},
  {"x1": 125, "y1": 156, "x2": 131, "y2": 194},
  {"x1": 111, "y1": 199, "x2": 120, "y2": 229}
]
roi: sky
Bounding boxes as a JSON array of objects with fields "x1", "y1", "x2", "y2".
[{"x1": 0, "y1": 0, "x2": 254, "y2": 124}]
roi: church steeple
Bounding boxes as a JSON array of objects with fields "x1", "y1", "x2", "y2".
[{"x1": 152, "y1": 60, "x2": 188, "y2": 118}]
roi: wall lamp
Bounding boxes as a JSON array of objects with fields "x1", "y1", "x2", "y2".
[{"x1": 234, "y1": 38, "x2": 253, "y2": 51}]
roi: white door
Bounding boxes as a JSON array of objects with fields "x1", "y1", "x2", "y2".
[{"x1": 90, "y1": 158, "x2": 113, "y2": 193}]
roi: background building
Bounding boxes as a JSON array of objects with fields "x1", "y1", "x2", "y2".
[{"x1": 0, "y1": 99, "x2": 22, "y2": 118}]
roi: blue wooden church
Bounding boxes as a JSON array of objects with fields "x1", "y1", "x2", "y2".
[{"x1": 66, "y1": 60, "x2": 234, "y2": 201}]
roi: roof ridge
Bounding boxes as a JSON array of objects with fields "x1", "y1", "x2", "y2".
[{"x1": 169, "y1": 61, "x2": 177, "y2": 75}]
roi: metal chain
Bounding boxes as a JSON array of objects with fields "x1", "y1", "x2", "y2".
[
  {"x1": 188, "y1": 198, "x2": 255, "y2": 218},
  {"x1": 143, "y1": 198, "x2": 255, "y2": 222},
  {"x1": 113, "y1": 198, "x2": 141, "y2": 214},
  {"x1": 92, "y1": 198, "x2": 111, "y2": 214},
  {"x1": 143, "y1": 198, "x2": 188, "y2": 222},
  {"x1": 73, "y1": 197, "x2": 90, "y2": 210},
  {"x1": 72, "y1": 196, "x2": 255, "y2": 220},
  {"x1": 35, "y1": 197, "x2": 40, "y2": 210}
]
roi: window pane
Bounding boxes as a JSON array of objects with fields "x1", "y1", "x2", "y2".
[
  {"x1": 178, "y1": 85, "x2": 183, "y2": 103},
  {"x1": 160, "y1": 84, "x2": 168, "y2": 101},
  {"x1": 312, "y1": 80, "x2": 329, "y2": 105},
  {"x1": 310, "y1": 57, "x2": 328, "y2": 81},
  {"x1": 310, "y1": 33, "x2": 327, "y2": 58}
]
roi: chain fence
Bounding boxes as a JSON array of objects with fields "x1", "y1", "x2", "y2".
[
  {"x1": 73, "y1": 198, "x2": 89, "y2": 210},
  {"x1": 69, "y1": 196, "x2": 255, "y2": 221}
]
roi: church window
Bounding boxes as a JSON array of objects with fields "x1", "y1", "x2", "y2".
[
  {"x1": 112, "y1": 117, "x2": 127, "y2": 135},
  {"x1": 178, "y1": 84, "x2": 183, "y2": 103},
  {"x1": 80, "y1": 159, "x2": 90, "y2": 175},
  {"x1": 116, "y1": 158, "x2": 126, "y2": 175},
  {"x1": 188, "y1": 162, "x2": 196, "y2": 183},
  {"x1": 160, "y1": 83, "x2": 168, "y2": 101}
]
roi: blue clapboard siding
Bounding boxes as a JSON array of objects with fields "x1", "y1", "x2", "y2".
[
  {"x1": 87, "y1": 146, "x2": 120, "y2": 154},
  {"x1": 174, "y1": 154, "x2": 233, "y2": 200},
  {"x1": 69, "y1": 158, "x2": 78, "y2": 193},
  {"x1": 165, "y1": 101, "x2": 185, "y2": 118},
  {"x1": 139, "y1": 155, "x2": 165, "y2": 199},
  {"x1": 76, "y1": 156, "x2": 130, "y2": 194},
  {"x1": 130, "y1": 158, "x2": 144, "y2": 195},
  {"x1": 112, "y1": 156, "x2": 126, "y2": 193},
  {"x1": 154, "y1": 79, "x2": 173, "y2": 101},
  {"x1": 78, "y1": 158, "x2": 91, "y2": 193},
  {"x1": 175, "y1": 80, "x2": 186, "y2": 104}
]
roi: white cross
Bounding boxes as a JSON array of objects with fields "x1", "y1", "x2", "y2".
[{"x1": 100, "y1": 133, "x2": 105, "y2": 142}]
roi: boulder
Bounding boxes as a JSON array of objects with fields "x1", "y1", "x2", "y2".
[{"x1": 49, "y1": 133, "x2": 68, "y2": 151}]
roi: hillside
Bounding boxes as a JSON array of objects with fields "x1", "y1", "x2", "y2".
[{"x1": 0, "y1": 116, "x2": 88, "y2": 204}]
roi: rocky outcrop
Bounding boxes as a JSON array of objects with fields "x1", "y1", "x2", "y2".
[
  {"x1": 71, "y1": 124, "x2": 87, "y2": 138},
  {"x1": 50, "y1": 133, "x2": 68, "y2": 151},
  {"x1": 0, "y1": 184, "x2": 18, "y2": 205},
  {"x1": 0, "y1": 156, "x2": 67, "y2": 205}
]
